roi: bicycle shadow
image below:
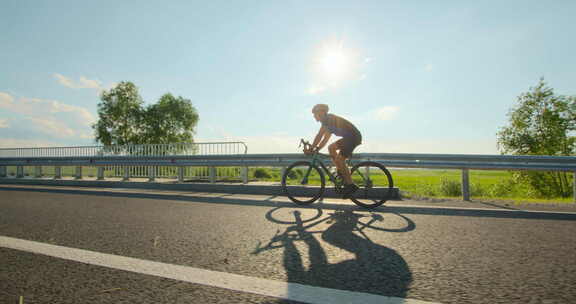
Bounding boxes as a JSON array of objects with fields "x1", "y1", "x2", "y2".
[{"x1": 257, "y1": 207, "x2": 414, "y2": 301}]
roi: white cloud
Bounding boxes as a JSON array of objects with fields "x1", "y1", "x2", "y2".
[
  {"x1": 78, "y1": 131, "x2": 94, "y2": 140},
  {"x1": 78, "y1": 76, "x2": 102, "y2": 89},
  {"x1": 0, "y1": 92, "x2": 15, "y2": 107},
  {"x1": 53, "y1": 73, "x2": 104, "y2": 91},
  {"x1": 0, "y1": 91, "x2": 96, "y2": 141},
  {"x1": 26, "y1": 117, "x2": 77, "y2": 138},
  {"x1": 0, "y1": 93, "x2": 96, "y2": 127},
  {"x1": 0, "y1": 118, "x2": 9, "y2": 128},
  {"x1": 374, "y1": 106, "x2": 399, "y2": 121},
  {"x1": 46, "y1": 100, "x2": 96, "y2": 126},
  {"x1": 54, "y1": 73, "x2": 75, "y2": 88},
  {"x1": 424, "y1": 64, "x2": 434, "y2": 72}
]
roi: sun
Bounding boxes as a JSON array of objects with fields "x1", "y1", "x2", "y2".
[
  {"x1": 319, "y1": 46, "x2": 351, "y2": 78},
  {"x1": 311, "y1": 39, "x2": 358, "y2": 89}
]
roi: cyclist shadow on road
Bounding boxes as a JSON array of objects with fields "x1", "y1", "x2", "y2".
[{"x1": 255, "y1": 207, "x2": 414, "y2": 301}]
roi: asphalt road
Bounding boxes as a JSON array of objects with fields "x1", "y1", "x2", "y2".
[{"x1": 1, "y1": 185, "x2": 576, "y2": 304}]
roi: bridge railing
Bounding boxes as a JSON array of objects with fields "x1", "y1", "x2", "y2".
[
  {"x1": 0, "y1": 142, "x2": 248, "y2": 181},
  {"x1": 0, "y1": 142, "x2": 248, "y2": 157},
  {"x1": 0, "y1": 150, "x2": 575, "y2": 202}
]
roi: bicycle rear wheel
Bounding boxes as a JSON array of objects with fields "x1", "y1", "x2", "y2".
[
  {"x1": 281, "y1": 161, "x2": 325, "y2": 205},
  {"x1": 349, "y1": 161, "x2": 393, "y2": 209}
]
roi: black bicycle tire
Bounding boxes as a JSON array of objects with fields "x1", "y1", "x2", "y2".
[
  {"x1": 349, "y1": 161, "x2": 393, "y2": 209},
  {"x1": 281, "y1": 161, "x2": 325, "y2": 205}
]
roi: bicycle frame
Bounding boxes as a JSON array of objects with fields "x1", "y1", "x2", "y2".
[
  {"x1": 302, "y1": 150, "x2": 371, "y2": 191},
  {"x1": 298, "y1": 152, "x2": 339, "y2": 187}
]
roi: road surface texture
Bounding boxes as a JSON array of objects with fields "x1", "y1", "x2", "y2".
[{"x1": 1, "y1": 185, "x2": 576, "y2": 304}]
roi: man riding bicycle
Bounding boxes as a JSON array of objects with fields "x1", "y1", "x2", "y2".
[{"x1": 305, "y1": 104, "x2": 362, "y2": 198}]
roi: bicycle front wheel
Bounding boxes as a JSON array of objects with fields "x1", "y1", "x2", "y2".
[
  {"x1": 281, "y1": 161, "x2": 325, "y2": 205},
  {"x1": 349, "y1": 161, "x2": 394, "y2": 209}
]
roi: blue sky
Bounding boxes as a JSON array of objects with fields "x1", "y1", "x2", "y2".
[{"x1": 1, "y1": 0, "x2": 575, "y2": 154}]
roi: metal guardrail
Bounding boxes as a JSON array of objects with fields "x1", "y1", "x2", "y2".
[{"x1": 0, "y1": 151, "x2": 575, "y2": 201}]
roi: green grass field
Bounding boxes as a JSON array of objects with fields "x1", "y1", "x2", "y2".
[
  {"x1": 379, "y1": 169, "x2": 574, "y2": 203},
  {"x1": 253, "y1": 167, "x2": 574, "y2": 204}
]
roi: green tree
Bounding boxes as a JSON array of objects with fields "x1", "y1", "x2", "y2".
[
  {"x1": 141, "y1": 93, "x2": 199, "y2": 145},
  {"x1": 93, "y1": 81, "x2": 144, "y2": 146},
  {"x1": 93, "y1": 82, "x2": 199, "y2": 149},
  {"x1": 497, "y1": 79, "x2": 576, "y2": 198}
]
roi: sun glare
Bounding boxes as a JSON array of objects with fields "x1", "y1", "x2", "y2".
[
  {"x1": 310, "y1": 39, "x2": 361, "y2": 92},
  {"x1": 319, "y1": 47, "x2": 351, "y2": 78}
]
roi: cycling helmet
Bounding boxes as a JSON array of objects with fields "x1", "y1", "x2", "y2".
[{"x1": 312, "y1": 104, "x2": 329, "y2": 113}]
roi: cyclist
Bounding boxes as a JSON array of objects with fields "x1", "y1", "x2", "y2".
[{"x1": 305, "y1": 104, "x2": 362, "y2": 198}]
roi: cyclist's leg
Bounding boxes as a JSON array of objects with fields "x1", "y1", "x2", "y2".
[
  {"x1": 329, "y1": 139, "x2": 353, "y2": 185},
  {"x1": 339, "y1": 137, "x2": 361, "y2": 190},
  {"x1": 327, "y1": 139, "x2": 341, "y2": 165}
]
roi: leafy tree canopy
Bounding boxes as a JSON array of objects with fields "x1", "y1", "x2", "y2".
[
  {"x1": 93, "y1": 81, "x2": 199, "y2": 147},
  {"x1": 498, "y1": 78, "x2": 575, "y2": 156}
]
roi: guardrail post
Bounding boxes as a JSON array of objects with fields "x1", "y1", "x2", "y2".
[
  {"x1": 54, "y1": 166, "x2": 62, "y2": 179},
  {"x1": 97, "y1": 167, "x2": 105, "y2": 180},
  {"x1": 34, "y1": 166, "x2": 42, "y2": 178},
  {"x1": 148, "y1": 166, "x2": 156, "y2": 182},
  {"x1": 17, "y1": 166, "x2": 24, "y2": 178},
  {"x1": 0, "y1": 166, "x2": 6, "y2": 178},
  {"x1": 75, "y1": 166, "x2": 82, "y2": 180},
  {"x1": 242, "y1": 167, "x2": 248, "y2": 184},
  {"x1": 122, "y1": 167, "x2": 130, "y2": 181},
  {"x1": 209, "y1": 166, "x2": 216, "y2": 183},
  {"x1": 461, "y1": 168, "x2": 470, "y2": 201},
  {"x1": 178, "y1": 167, "x2": 184, "y2": 182}
]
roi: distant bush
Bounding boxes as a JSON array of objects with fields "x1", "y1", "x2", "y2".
[
  {"x1": 488, "y1": 178, "x2": 517, "y2": 197},
  {"x1": 439, "y1": 177, "x2": 462, "y2": 197},
  {"x1": 253, "y1": 168, "x2": 272, "y2": 179},
  {"x1": 286, "y1": 168, "x2": 304, "y2": 180},
  {"x1": 470, "y1": 183, "x2": 488, "y2": 197},
  {"x1": 421, "y1": 183, "x2": 437, "y2": 196}
]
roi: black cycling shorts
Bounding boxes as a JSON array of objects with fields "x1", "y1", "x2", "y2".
[{"x1": 335, "y1": 136, "x2": 361, "y2": 158}]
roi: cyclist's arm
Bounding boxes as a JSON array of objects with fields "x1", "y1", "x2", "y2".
[{"x1": 312, "y1": 126, "x2": 331, "y2": 151}]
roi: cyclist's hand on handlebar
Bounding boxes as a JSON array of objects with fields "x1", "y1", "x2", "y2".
[
  {"x1": 300, "y1": 139, "x2": 318, "y2": 155},
  {"x1": 303, "y1": 145, "x2": 318, "y2": 155}
]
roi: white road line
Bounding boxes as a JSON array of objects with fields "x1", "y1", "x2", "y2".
[{"x1": 0, "y1": 236, "x2": 439, "y2": 304}]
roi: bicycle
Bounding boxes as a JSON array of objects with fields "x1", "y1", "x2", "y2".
[{"x1": 281, "y1": 139, "x2": 394, "y2": 209}]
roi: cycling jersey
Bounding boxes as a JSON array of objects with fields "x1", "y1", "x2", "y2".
[{"x1": 321, "y1": 114, "x2": 361, "y2": 139}]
